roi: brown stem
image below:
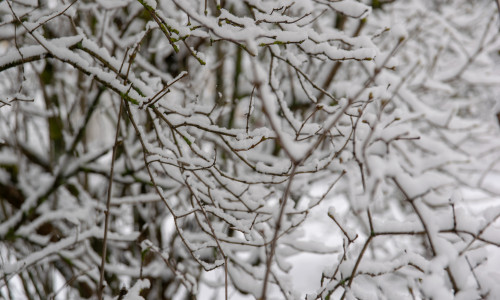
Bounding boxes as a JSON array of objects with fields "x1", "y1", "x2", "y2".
[{"x1": 97, "y1": 98, "x2": 124, "y2": 300}]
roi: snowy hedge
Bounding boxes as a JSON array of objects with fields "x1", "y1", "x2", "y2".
[{"x1": 1, "y1": 0, "x2": 500, "y2": 299}]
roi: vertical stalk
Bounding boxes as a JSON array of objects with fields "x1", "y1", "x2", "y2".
[{"x1": 97, "y1": 98, "x2": 124, "y2": 300}]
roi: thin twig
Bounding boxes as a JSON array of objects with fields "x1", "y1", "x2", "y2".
[
  {"x1": 261, "y1": 163, "x2": 298, "y2": 299},
  {"x1": 97, "y1": 97, "x2": 124, "y2": 300}
]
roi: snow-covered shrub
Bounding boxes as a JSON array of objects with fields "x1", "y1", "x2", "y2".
[{"x1": 0, "y1": 0, "x2": 499, "y2": 299}]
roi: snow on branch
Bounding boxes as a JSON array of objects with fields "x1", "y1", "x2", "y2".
[{"x1": 0, "y1": 0, "x2": 499, "y2": 299}]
